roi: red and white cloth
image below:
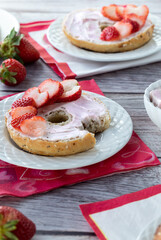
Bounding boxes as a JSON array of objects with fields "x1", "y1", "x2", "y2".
[
  {"x1": 20, "y1": 20, "x2": 161, "y2": 80},
  {"x1": 80, "y1": 185, "x2": 161, "y2": 240},
  {"x1": 0, "y1": 79, "x2": 159, "y2": 197}
]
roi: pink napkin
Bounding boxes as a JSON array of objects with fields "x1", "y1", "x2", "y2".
[
  {"x1": 20, "y1": 20, "x2": 161, "y2": 80},
  {"x1": 80, "y1": 185, "x2": 161, "y2": 240},
  {"x1": 0, "y1": 79, "x2": 159, "y2": 197}
]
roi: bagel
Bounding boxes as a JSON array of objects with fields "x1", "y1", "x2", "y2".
[
  {"x1": 5, "y1": 93, "x2": 110, "y2": 156},
  {"x1": 62, "y1": 8, "x2": 154, "y2": 53}
]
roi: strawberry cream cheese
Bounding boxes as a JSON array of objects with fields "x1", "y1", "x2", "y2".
[
  {"x1": 63, "y1": 9, "x2": 114, "y2": 43},
  {"x1": 150, "y1": 88, "x2": 161, "y2": 108},
  {"x1": 63, "y1": 9, "x2": 152, "y2": 44},
  {"x1": 6, "y1": 94, "x2": 109, "y2": 141}
]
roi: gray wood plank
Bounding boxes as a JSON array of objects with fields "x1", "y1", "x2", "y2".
[
  {"x1": 3, "y1": 11, "x2": 161, "y2": 24},
  {"x1": 1, "y1": 60, "x2": 161, "y2": 94},
  {"x1": 33, "y1": 234, "x2": 97, "y2": 240},
  {"x1": 0, "y1": 0, "x2": 160, "y2": 14},
  {"x1": 94, "y1": 62, "x2": 161, "y2": 94}
]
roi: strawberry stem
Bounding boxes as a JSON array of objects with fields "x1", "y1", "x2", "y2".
[
  {"x1": 0, "y1": 63, "x2": 17, "y2": 84},
  {"x1": 0, "y1": 214, "x2": 19, "y2": 240},
  {"x1": 0, "y1": 28, "x2": 24, "y2": 64}
]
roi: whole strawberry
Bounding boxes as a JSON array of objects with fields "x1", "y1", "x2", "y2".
[
  {"x1": 17, "y1": 37, "x2": 40, "y2": 64},
  {"x1": 0, "y1": 59, "x2": 26, "y2": 86},
  {"x1": 0, "y1": 206, "x2": 36, "y2": 240},
  {"x1": 0, "y1": 28, "x2": 40, "y2": 64}
]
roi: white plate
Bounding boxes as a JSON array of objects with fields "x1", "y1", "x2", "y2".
[
  {"x1": 0, "y1": 91, "x2": 133, "y2": 170},
  {"x1": 0, "y1": 9, "x2": 20, "y2": 41},
  {"x1": 136, "y1": 215, "x2": 161, "y2": 240},
  {"x1": 47, "y1": 14, "x2": 161, "y2": 62}
]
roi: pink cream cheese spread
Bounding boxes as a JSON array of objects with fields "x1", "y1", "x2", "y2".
[
  {"x1": 150, "y1": 88, "x2": 161, "y2": 108},
  {"x1": 64, "y1": 9, "x2": 152, "y2": 44},
  {"x1": 6, "y1": 94, "x2": 108, "y2": 141}
]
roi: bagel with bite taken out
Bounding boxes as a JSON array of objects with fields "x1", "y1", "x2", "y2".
[{"x1": 5, "y1": 79, "x2": 110, "y2": 156}]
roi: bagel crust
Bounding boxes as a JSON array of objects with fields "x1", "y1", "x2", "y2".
[
  {"x1": 63, "y1": 24, "x2": 154, "y2": 53},
  {"x1": 62, "y1": 8, "x2": 154, "y2": 53},
  {"x1": 6, "y1": 94, "x2": 111, "y2": 156},
  {"x1": 6, "y1": 126, "x2": 96, "y2": 156}
]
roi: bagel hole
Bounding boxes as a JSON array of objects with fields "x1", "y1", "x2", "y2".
[
  {"x1": 47, "y1": 110, "x2": 70, "y2": 124},
  {"x1": 99, "y1": 22, "x2": 110, "y2": 31}
]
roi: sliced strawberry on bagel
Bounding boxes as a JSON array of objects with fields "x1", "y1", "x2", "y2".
[
  {"x1": 10, "y1": 106, "x2": 37, "y2": 119},
  {"x1": 11, "y1": 112, "x2": 36, "y2": 128},
  {"x1": 123, "y1": 18, "x2": 140, "y2": 33},
  {"x1": 114, "y1": 21, "x2": 133, "y2": 39},
  {"x1": 11, "y1": 97, "x2": 36, "y2": 109},
  {"x1": 38, "y1": 79, "x2": 64, "y2": 101},
  {"x1": 101, "y1": 5, "x2": 122, "y2": 21},
  {"x1": 116, "y1": 5, "x2": 126, "y2": 19},
  {"x1": 100, "y1": 26, "x2": 120, "y2": 41},
  {"x1": 58, "y1": 79, "x2": 82, "y2": 102},
  {"x1": 20, "y1": 116, "x2": 46, "y2": 137},
  {"x1": 124, "y1": 5, "x2": 149, "y2": 20},
  {"x1": 126, "y1": 13, "x2": 146, "y2": 28},
  {"x1": 23, "y1": 87, "x2": 49, "y2": 108}
]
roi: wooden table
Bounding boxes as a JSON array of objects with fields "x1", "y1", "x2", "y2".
[{"x1": 0, "y1": 0, "x2": 161, "y2": 239}]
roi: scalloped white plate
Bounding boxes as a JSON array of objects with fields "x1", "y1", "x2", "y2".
[
  {"x1": 136, "y1": 215, "x2": 161, "y2": 240},
  {"x1": 0, "y1": 91, "x2": 133, "y2": 170},
  {"x1": 0, "y1": 9, "x2": 20, "y2": 41},
  {"x1": 47, "y1": 14, "x2": 161, "y2": 62}
]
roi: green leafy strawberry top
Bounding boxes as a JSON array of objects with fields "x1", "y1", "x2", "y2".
[
  {"x1": 0, "y1": 63, "x2": 17, "y2": 84},
  {"x1": 0, "y1": 213, "x2": 19, "y2": 240},
  {"x1": 0, "y1": 28, "x2": 24, "y2": 63}
]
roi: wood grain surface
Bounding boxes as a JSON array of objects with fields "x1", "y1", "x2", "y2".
[{"x1": 0, "y1": 0, "x2": 161, "y2": 239}]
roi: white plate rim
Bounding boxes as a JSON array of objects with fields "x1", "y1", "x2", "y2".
[
  {"x1": 47, "y1": 14, "x2": 161, "y2": 62},
  {"x1": 0, "y1": 91, "x2": 133, "y2": 170}
]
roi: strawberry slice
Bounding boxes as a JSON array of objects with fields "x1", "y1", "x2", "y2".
[
  {"x1": 123, "y1": 18, "x2": 140, "y2": 33},
  {"x1": 38, "y1": 79, "x2": 64, "y2": 101},
  {"x1": 114, "y1": 21, "x2": 133, "y2": 38},
  {"x1": 124, "y1": 5, "x2": 149, "y2": 19},
  {"x1": 11, "y1": 112, "x2": 35, "y2": 128},
  {"x1": 58, "y1": 80, "x2": 82, "y2": 102},
  {"x1": 116, "y1": 5, "x2": 126, "y2": 19},
  {"x1": 58, "y1": 86, "x2": 82, "y2": 102},
  {"x1": 124, "y1": 4, "x2": 137, "y2": 11},
  {"x1": 61, "y1": 79, "x2": 78, "y2": 92},
  {"x1": 100, "y1": 26, "x2": 120, "y2": 41},
  {"x1": 23, "y1": 87, "x2": 49, "y2": 108},
  {"x1": 11, "y1": 97, "x2": 36, "y2": 109},
  {"x1": 20, "y1": 116, "x2": 46, "y2": 137},
  {"x1": 126, "y1": 13, "x2": 146, "y2": 28},
  {"x1": 101, "y1": 5, "x2": 122, "y2": 21},
  {"x1": 11, "y1": 106, "x2": 37, "y2": 119}
]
